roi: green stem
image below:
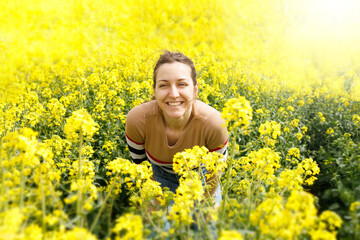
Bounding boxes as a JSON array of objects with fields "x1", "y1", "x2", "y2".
[
  {"x1": 40, "y1": 172, "x2": 46, "y2": 235},
  {"x1": 46, "y1": 176, "x2": 68, "y2": 229},
  {"x1": 182, "y1": 159, "x2": 215, "y2": 239},
  {"x1": 246, "y1": 181, "x2": 256, "y2": 227},
  {"x1": 184, "y1": 164, "x2": 212, "y2": 234},
  {"x1": 139, "y1": 185, "x2": 162, "y2": 233},
  {"x1": 89, "y1": 176, "x2": 117, "y2": 232},
  {"x1": 77, "y1": 130, "x2": 84, "y2": 227},
  {"x1": 219, "y1": 127, "x2": 238, "y2": 232},
  {"x1": 106, "y1": 197, "x2": 115, "y2": 239},
  {"x1": 0, "y1": 139, "x2": 5, "y2": 211},
  {"x1": 186, "y1": 223, "x2": 190, "y2": 239},
  {"x1": 20, "y1": 158, "x2": 24, "y2": 210},
  {"x1": 78, "y1": 130, "x2": 83, "y2": 180},
  {"x1": 193, "y1": 200, "x2": 214, "y2": 240}
]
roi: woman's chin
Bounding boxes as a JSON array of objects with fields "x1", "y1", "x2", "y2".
[
  {"x1": 165, "y1": 113, "x2": 184, "y2": 120},
  {"x1": 163, "y1": 109, "x2": 188, "y2": 120},
  {"x1": 161, "y1": 105, "x2": 193, "y2": 122}
]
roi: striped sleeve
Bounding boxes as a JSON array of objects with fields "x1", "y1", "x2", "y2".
[
  {"x1": 125, "y1": 105, "x2": 148, "y2": 164},
  {"x1": 209, "y1": 138, "x2": 228, "y2": 162},
  {"x1": 126, "y1": 133, "x2": 148, "y2": 164}
]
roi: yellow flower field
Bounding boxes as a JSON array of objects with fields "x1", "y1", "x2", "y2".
[{"x1": 1, "y1": 0, "x2": 359, "y2": 239}]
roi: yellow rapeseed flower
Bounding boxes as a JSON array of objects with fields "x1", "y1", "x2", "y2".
[
  {"x1": 113, "y1": 213, "x2": 143, "y2": 240},
  {"x1": 173, "y1": 146, "x2": 225, "y2": 179},
  {"x1": 290, "y1": 118, "x2": 300, "y2": 128},
  {"x1": 325, "y1": 128, "x2": 335, "y2": 136},
  {"x1": 168, "y1": 172, "x2": 204, "y2": 226},
  {"x1": 259, "y1": 121, "x2": 282, "y2": 140},
  {"x1": 219, "y1": 230, "x2": 244, "y2": 240},
  {"x1": 222, "y1": 97, "x2": 253, "y2": 132},
  {"x1": 350, "y1": 201, "x2": 360, "y2": 212},
  {"x1": 352, "y1": 114, "x2": 360, "y2": 126},
  {"x1": 237, "y1": 148, "x2": 281, "y2": 185},
  {"x1": 317, "y1": 112, "x2": 326, "y2": 123},
  {"x1": 61, "y1": 227, "x2": 97, "y2": 240},
  {"x1": 64, "y1": 108, "x2": 99, "y2": 142}
]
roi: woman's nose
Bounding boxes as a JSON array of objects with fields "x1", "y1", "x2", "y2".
[{"x1": 169, "y1": 85, "x2": 180, "y2": 98}]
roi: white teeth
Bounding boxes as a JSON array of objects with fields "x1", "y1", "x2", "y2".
[{"x1": 168, "y1": 102, "x2": 181, "y2": 106}]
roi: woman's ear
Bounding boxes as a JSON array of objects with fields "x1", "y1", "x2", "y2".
[{"x1": 194, "y1": 83, "x2": 199, "y2": 96}]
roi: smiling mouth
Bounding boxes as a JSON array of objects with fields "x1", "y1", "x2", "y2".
[{"x1": 167, "y1": 101, "x2": 182, "y2": 106}]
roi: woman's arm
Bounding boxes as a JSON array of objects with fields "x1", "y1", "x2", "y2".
[
  {"x1": 125, "y1": 104, "x2": 147, "y2": 164},
  {"x1": 125, "y1": 134, "x2": 147, "y2": 164},
  {"x1": 204, "y1": 170, "x2": 222, "y2": 198}
]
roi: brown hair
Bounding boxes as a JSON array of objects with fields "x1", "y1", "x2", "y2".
[{"x1": 153, "y1": 50, "x2": 197, "y2": 89}]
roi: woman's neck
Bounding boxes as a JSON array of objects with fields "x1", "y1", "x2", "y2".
[
  {"x1": 163, "y1": 103, "x2": 195, "y2": 131},
  {"x1": 163, "y1": 110, "x2": 192, "y2": 131}
]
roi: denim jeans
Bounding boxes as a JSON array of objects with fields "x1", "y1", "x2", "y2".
[
  {"x1": 151, "y1": 163, "x2": 221, "y2": 237},
  {"x1": 151, "y1": 163, "x2": 222, "y2": 206}
]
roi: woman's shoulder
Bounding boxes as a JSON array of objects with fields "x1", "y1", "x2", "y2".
[
  {"x1": 127, "y1": 100, "x2": 159, "y2": 118},
  {"x1": 194, "y1": 100, "x2": 222, "y2": 121},
  {"x1": 125, "y1": 100, "x2": 159, "y2": 138},
  {"x1": 194, "y1": 100, "x2": 228, "y2": 148}
]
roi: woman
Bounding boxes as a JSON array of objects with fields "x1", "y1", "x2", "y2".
[{"x1": 125, "y1": 50, "x2": 228, "y2": 204}]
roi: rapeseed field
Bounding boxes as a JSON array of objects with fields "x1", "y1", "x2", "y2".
[{"x1": 0, "y1": 0, "x2": 359, "y2": 239}]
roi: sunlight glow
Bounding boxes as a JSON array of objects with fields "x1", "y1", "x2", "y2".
[
  {"x1": 282, "y1": 0, "x2": 360, "y2": 94},
  {"x1": 286, "y1": 0, "x2": 360, "y2": 50},
  {"x1": 310, "y1": 0, "x2": 358, "y2": 26},
  {"x1": 302, "y1": 0, "x2": 360, "y2": 37}
]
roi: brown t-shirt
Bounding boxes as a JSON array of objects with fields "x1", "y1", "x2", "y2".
[{"x1": 125, "y1": 100, "x2": 228, "y2": 173}]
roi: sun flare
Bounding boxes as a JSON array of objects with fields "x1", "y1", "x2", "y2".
[{"x1": 299, "y1": 0, "x2": 360, "y2": 38}]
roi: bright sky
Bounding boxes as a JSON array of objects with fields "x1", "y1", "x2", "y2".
[{"x1": 295, "y1": 0, "x2": 360, "y2": 40}]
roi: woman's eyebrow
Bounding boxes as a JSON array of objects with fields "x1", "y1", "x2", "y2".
[
  {"x1": 157, "y1": 79, "x2": 168, "y2": 82},
  {"x1": 157, "y1": 78, "x2": 189, "y2": 82}
]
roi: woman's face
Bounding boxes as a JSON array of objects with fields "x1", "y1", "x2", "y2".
[{"x1": 154, "y1": 62, "x2": 198, "y2": 123}]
